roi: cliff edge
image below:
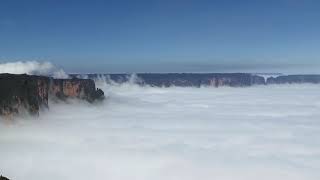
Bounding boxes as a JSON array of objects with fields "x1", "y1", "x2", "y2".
[{"x1": 0, "y1": 74, "x2": 104, "y2": 117}]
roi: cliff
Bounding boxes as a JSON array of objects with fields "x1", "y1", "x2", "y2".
[
  {"x1": 267, "y1": 75, "x2": 320, "y2": 84},
  {"x1": 0, "y1": 74, "x2": 104, "y2": 117},
  {"x1": 80, "y1": 73, "x2": 320, "y2": 87},
  {"x1": 50, "y1": 79, "x2": 104, "y2": 102},
  {"x1": 134, "y1": 73, "x2": 266, "y2": 87},
  {"x1": 0, "y1": 74, "x2": 49, "y2": 116},
  {"x1": 79, "y1": 73, "x2": 266, "y2": 87}
]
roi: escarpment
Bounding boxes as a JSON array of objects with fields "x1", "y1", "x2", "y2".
[
  {"x1": 136, "y1": 73, "x2": 266, "y2": 87},
  {"x1": 79, "y1": 73, "x2": 266, "y2": 87},
  {"x1": 79, "y1": 73, "x2": 320, "y2": 87},
  {"x1": 50, "y1": 79, "x2": 104, "y2": 102},
  {"x1": 0, "y1": 74, "x2": 104, "y2": 117},
  {"x1": 0, "y1": 74, "x2": 49, "y2": 116}
]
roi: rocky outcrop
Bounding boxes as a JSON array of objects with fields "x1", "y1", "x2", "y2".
[
  {"x1": 50, "y1": 79, "x2": 104, "y2": 102},
  {"x1": 0, "y1": 175, "x2": 9, "y2": 180},
  {"x1": 79, "y1": 73, "x2": 266, "y2": 87},
  {"x1": 0, "y1": 74, "x2": 104, "y2": 117},
  {"x1": 267, "y1": 75, "x2": 320, "y2": 84}
]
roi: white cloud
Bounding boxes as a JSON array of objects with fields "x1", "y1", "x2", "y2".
[
  {"x1": 0, "y1": 83, "x2": 320, "y2": 179},
  {"x1": 0, "y1": 61, "x2": 69, "y2": 78}
]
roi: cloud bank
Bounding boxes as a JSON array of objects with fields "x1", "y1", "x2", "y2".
[
  {"x1": 0, "y1": 83, "x2": 320, "y2": 180},
  {"x1": 0, "y1": 61, "x2": 69, "y2": 78}
]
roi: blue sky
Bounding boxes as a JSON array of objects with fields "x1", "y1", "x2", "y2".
[{"x1": 0, "y1": 0, "x2": 320, "y2": 73}]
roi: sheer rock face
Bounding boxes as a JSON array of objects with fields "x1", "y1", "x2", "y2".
[
  {"x1": 50, "y1": 79, "x2": 104, "y2": 102},
  {"x1": 0, "y1": 74, "x2": 49, "y2": 117},
  {"x1": 0, "y1": 74, "x2": 104, "y2": 117}
]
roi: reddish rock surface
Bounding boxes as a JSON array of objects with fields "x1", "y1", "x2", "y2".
[{"x1": 50, "y1": 78, "x2": 104, "y2": 102}]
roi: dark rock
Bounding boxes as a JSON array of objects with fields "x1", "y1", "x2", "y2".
[
  {"x1": 94, "y1": 88, "x2": 105, "y2": 101},
  {"x1": 0, "y1": 74, "x2": 104, "y2": 117},
  {"x1": 0, "y1": 175, "x2": 10, "y2": 180},
  {"x1": 0, "y1": 74, "x2": 49, "y2": 117}
]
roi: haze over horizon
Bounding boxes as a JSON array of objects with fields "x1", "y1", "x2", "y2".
[{"x1": 1, "y1": 0, "x2": 320, "y2": 73}]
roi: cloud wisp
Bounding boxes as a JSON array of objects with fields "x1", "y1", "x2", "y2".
[{"x1": 0, "y1": 61, "x2": 68, "y2": 78}]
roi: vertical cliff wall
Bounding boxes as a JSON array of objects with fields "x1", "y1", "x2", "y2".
[
  {"x1": 50, "y1": 78, "x2": 104, "y2": 102},
  {"x1": 0, "y1": 74, "x2": 104, "y2": 117},
  {"x1": 0, "y1": 74, "x2": 49, "y2": 116}
]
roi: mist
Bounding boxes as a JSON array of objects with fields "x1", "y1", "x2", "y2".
[
  {"x1": 0, "y1": 61, "x2": 69, "y2": 78},
  {"x1": 0, "y1": 81, "x2": 320, "y2": 180}
]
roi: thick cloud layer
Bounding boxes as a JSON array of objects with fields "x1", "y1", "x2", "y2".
[
  {"x1": 0, "y1": 83, "x2": 320, "y2": 180},
  {"x1": 0, "y1": 61, "x2": 68, "y2": 78}
]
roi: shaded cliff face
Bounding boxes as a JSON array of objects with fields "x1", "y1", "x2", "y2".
[
  {"x1": 0, "y1": 74, "x2": 104, "y2": 117},
  {"x1": 79, "y1": 73, "x2": 266, "y2": 87},
  {"x1": 267, "y1": 75, "x2": 320, "y2": 84},
  {"x1": 0, "y1": 74, "x2": 49, "y2": 117}
]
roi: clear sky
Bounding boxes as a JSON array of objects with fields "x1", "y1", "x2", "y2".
[{"x1": 0, "y1": 0, "x2": 320, "y2": 73}]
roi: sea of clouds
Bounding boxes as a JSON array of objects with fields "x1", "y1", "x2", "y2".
[
  {"x1": 0, "y1": 78, "x2": 320, "y2": 180},
  {"x1": 0, "y1": 61, "x2": 69, "y2": 78}
]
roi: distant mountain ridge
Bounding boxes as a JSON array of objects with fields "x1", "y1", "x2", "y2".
[
  {"x1": 267, "y1": 75, "x2": 320, "y2": 84},
  {"x1": 72, "y1": 73, "x2": 320, "y2": 87}
]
